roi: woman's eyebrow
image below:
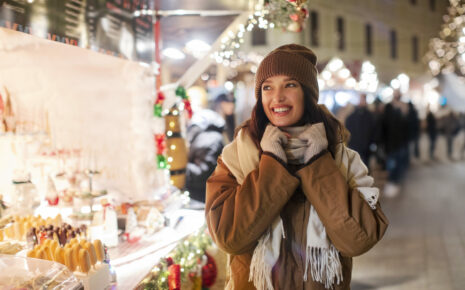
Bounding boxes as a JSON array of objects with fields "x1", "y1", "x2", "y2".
[{"x1": 284, "y1": 77, "x2": 297, "y2": 81}]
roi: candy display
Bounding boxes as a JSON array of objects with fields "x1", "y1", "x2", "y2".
[
  {"x1": 25, "y1": 238, "x2": 110, "y2": 290},
  {"x1": 0, "y1": 212, "x2": 108, "y2": 289},
  {"x1": 27, "y1": 238, "x2": 110, "y2": 290}
]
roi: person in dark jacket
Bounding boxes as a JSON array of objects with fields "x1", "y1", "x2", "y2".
[
  {"x1": 426, "y1": 106, "x2": 437, "y2": 160},
  {"x1": 213, "y1": 92, "x2": 236, "y2": 143},
  {"x1": 345, "y1": 93, "x2": 375, "y2": 166},
  {"x1": 381, "y1": 91, "x2": 409, "y2": 197},
  {"x1": 407, "y1": 101, "x2": 420, "y2": 161},
  {"x1": 185, "y1": 109, "x2": 225, "y2": 202}
]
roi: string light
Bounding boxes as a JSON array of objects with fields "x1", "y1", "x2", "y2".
[
  {"x1": 211, "y1": 0, "x2": 308, "y2": 67},
  {"x1": 426, "y1": 0, "x2": 465, "y2": 79}
]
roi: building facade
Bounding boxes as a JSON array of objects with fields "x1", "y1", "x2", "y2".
[{"x1": 243, "y1": 0, "x2": 449, "y2": 83}]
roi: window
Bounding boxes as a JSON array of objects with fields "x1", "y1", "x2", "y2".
[
  {"x1": 310, "y1": 10, "x2": 319, "y2": 47},
  {"x1": 429, "y1": 0, "x2": 436, "y2": 11},
  {"x1": 336, "y1": 17, "x2": 345, "y2": 51},
  {"x1": 252, "y1": 27, "x2": 266, "y2": 46},
  {"x1": 365, "y1": 23, "x2": 372, "y2": 56},
  {"x1": 412, "y1": 35, "x2": 419, "y2": 63},
  {"x1": 390, "y1": 29, "x2": 397, "y2": 59}
]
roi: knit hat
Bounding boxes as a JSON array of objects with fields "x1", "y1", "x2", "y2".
[{"x1": 255, "y1": 44, "x2": 319, "y2": 102}]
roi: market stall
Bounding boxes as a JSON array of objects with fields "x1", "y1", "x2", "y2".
[{"x1": 0, "y1": 26, "x2": 210, "y2": 289}]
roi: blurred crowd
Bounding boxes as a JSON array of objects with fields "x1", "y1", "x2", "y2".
[{"x1": 343, "y1": 90, "x2": 465, "y2": 198}]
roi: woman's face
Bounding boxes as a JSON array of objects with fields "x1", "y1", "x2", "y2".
[{"x1": 261, "y1": 75, "x2": 305, "y2": 127}]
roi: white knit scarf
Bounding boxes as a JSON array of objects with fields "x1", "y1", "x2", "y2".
[{"x1": 221, "y1": 126, "x2": 379, "y2": 290}]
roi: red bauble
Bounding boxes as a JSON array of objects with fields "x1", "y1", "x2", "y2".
[
  {"x1": 168, "y1": 264, "x2": 181, "y2": 290},
  {"x1": 183, "y1": 99, "x2": 193, "y2": 119},
  {"x1": 154, "y1": 134, "x2": 166, "y2": 154},
  {"x1": 289, "y1": 13, "x2": 300, "y2": 22},
  {"x1": 166, "y1": 257, "x2": 174, "y2": 266},
  {"x1": 202, "y1": 253, "x2": 217, "y2": 287},
  {"x1": 156, "y1": 91, "x2": 165, "y2": 103},
  {"x1": 46, "y1": 196, "x2": 59, "y2": 206}
]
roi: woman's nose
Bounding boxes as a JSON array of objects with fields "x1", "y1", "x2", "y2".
[{"x1": 273, "y1": 87, "x2": 285, "y2": 102}]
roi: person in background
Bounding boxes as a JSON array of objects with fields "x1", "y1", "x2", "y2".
[
  {"x1": 407, "y1": 101, "x2": 420, "y2": 162},
  {"x1": 345, "y1": 93, "x2": 375, "y2": 167},
  {"x1": 205, "y1": 44, "x2": 388, "y2": 290},
  {"x1": 444, "y1": 110, "x2": 460, "y2": 160},
  {"x1": 460, "y1": 112, "x2": 465, "y2": 160},
  {"x1": 372, "y1": 97, "x2": 387, "y2": 169},
  {"x1": 381, "y1": 90, "x2": 409, "y2": 198},
  {"x1": 437, "y1": 103, "x2": 460, "y2": 160},
  {"x1": 426, "y1": 105, "x2": 437, "y2": 161},
  {"x1": 213, "y1": 92, "x2": 236, "y2": 143},
  {"x1": 185, "y1": 99, "x2": 226, "y2": 203}
]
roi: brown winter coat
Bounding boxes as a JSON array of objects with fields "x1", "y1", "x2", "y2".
[{"x1": 205, "y1": 149, "x2": 389, "y2": 289}]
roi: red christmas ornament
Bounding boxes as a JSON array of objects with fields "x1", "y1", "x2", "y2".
[
  {"x1": 154, "y1": 134, "x2": 166, "y2": 155},
  {"x1": 202, "y1": 253, "x2": 217, "y2": 287},
  {"x1": 156, "y1": 91, "x2": 165, "y2": 104},
  {"x1": 166, "y1": 257, "x2": 174, "y2": 266},
  {"x1": 168, "y1": 264, "x2": 181, "y2": 290},
  {"x1": 289, "y1": 13, "x2": 300, "y2": 22},
  {"x1": 183, "y1": 99, "x2": 193, "y2": 119}
]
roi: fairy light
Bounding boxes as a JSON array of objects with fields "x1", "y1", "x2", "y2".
[
  {"x1": 426, "y1": 0, "x2": 465, "y2": 78},
  {"x1": 357, "y1": 61, "x2": 379, "y2": 93},
  {"x1": 210, "y1": 7, "x2": 270, "y2": 66},
  {"x1": 209, "y1": 1, "x2": 308, "y2": 67}
]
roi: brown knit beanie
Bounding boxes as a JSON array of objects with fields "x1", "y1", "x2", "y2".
[{"x1": 255, "y1": 44, "x2": 319, "y2": 102}]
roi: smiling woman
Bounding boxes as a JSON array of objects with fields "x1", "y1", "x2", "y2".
[{"x1": 205, "y1": 44, "x2": 389, "y2": 290}]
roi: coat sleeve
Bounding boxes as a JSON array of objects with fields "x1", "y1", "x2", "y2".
[
  {"x1": 296, "y1": 151, "x2": 389, "y2": 257},
  {"x1": 205, "y1": 154, "x2": 300, "y2": 255}
]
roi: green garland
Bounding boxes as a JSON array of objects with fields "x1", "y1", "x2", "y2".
[
  {"x1": 265, "y1": 0, "x2": 308, "y2": 30},
  {"x1": 141, "y1": 224, "x2": 212, "y2": 290}
]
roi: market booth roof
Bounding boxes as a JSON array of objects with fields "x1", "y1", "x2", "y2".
[{"x1": 155, "y1": 0, "x2": 251, "y2": 49}]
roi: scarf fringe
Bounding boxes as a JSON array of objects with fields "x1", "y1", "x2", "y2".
[
  {"x1": 304, "y1": 245, "x2": 343, "y2": 289},
  {"x1": 249, "y1": 230, "x2": 275, "y2": 290}
]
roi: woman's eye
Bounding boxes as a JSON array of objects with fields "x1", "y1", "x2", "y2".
[
  {"x1": 286, "y1": 82, "x2": 297, "y2": 88},
  {"x1": 262, "y1": 85, "x2": 271, "y2": 91}
]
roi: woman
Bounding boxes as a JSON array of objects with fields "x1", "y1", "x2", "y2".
[{"x1": 205, "y1": 44, "x2": 388, "y2": 290}]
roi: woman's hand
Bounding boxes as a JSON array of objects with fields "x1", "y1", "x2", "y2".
[
  {"x1": 260, "y1": 124, "x2": 288, "y2": 163},
  {"x1": 299, "y1": 123, "x2": 328, "y2": 163}
]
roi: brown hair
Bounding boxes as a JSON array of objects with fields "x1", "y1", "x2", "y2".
[{"x1": 235, "y1": 84, "x2": 349, "y2": 157}]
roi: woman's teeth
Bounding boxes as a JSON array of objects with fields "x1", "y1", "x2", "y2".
[{"x1": 273, "y1": 107, "x2": 290, "y2": 113}]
